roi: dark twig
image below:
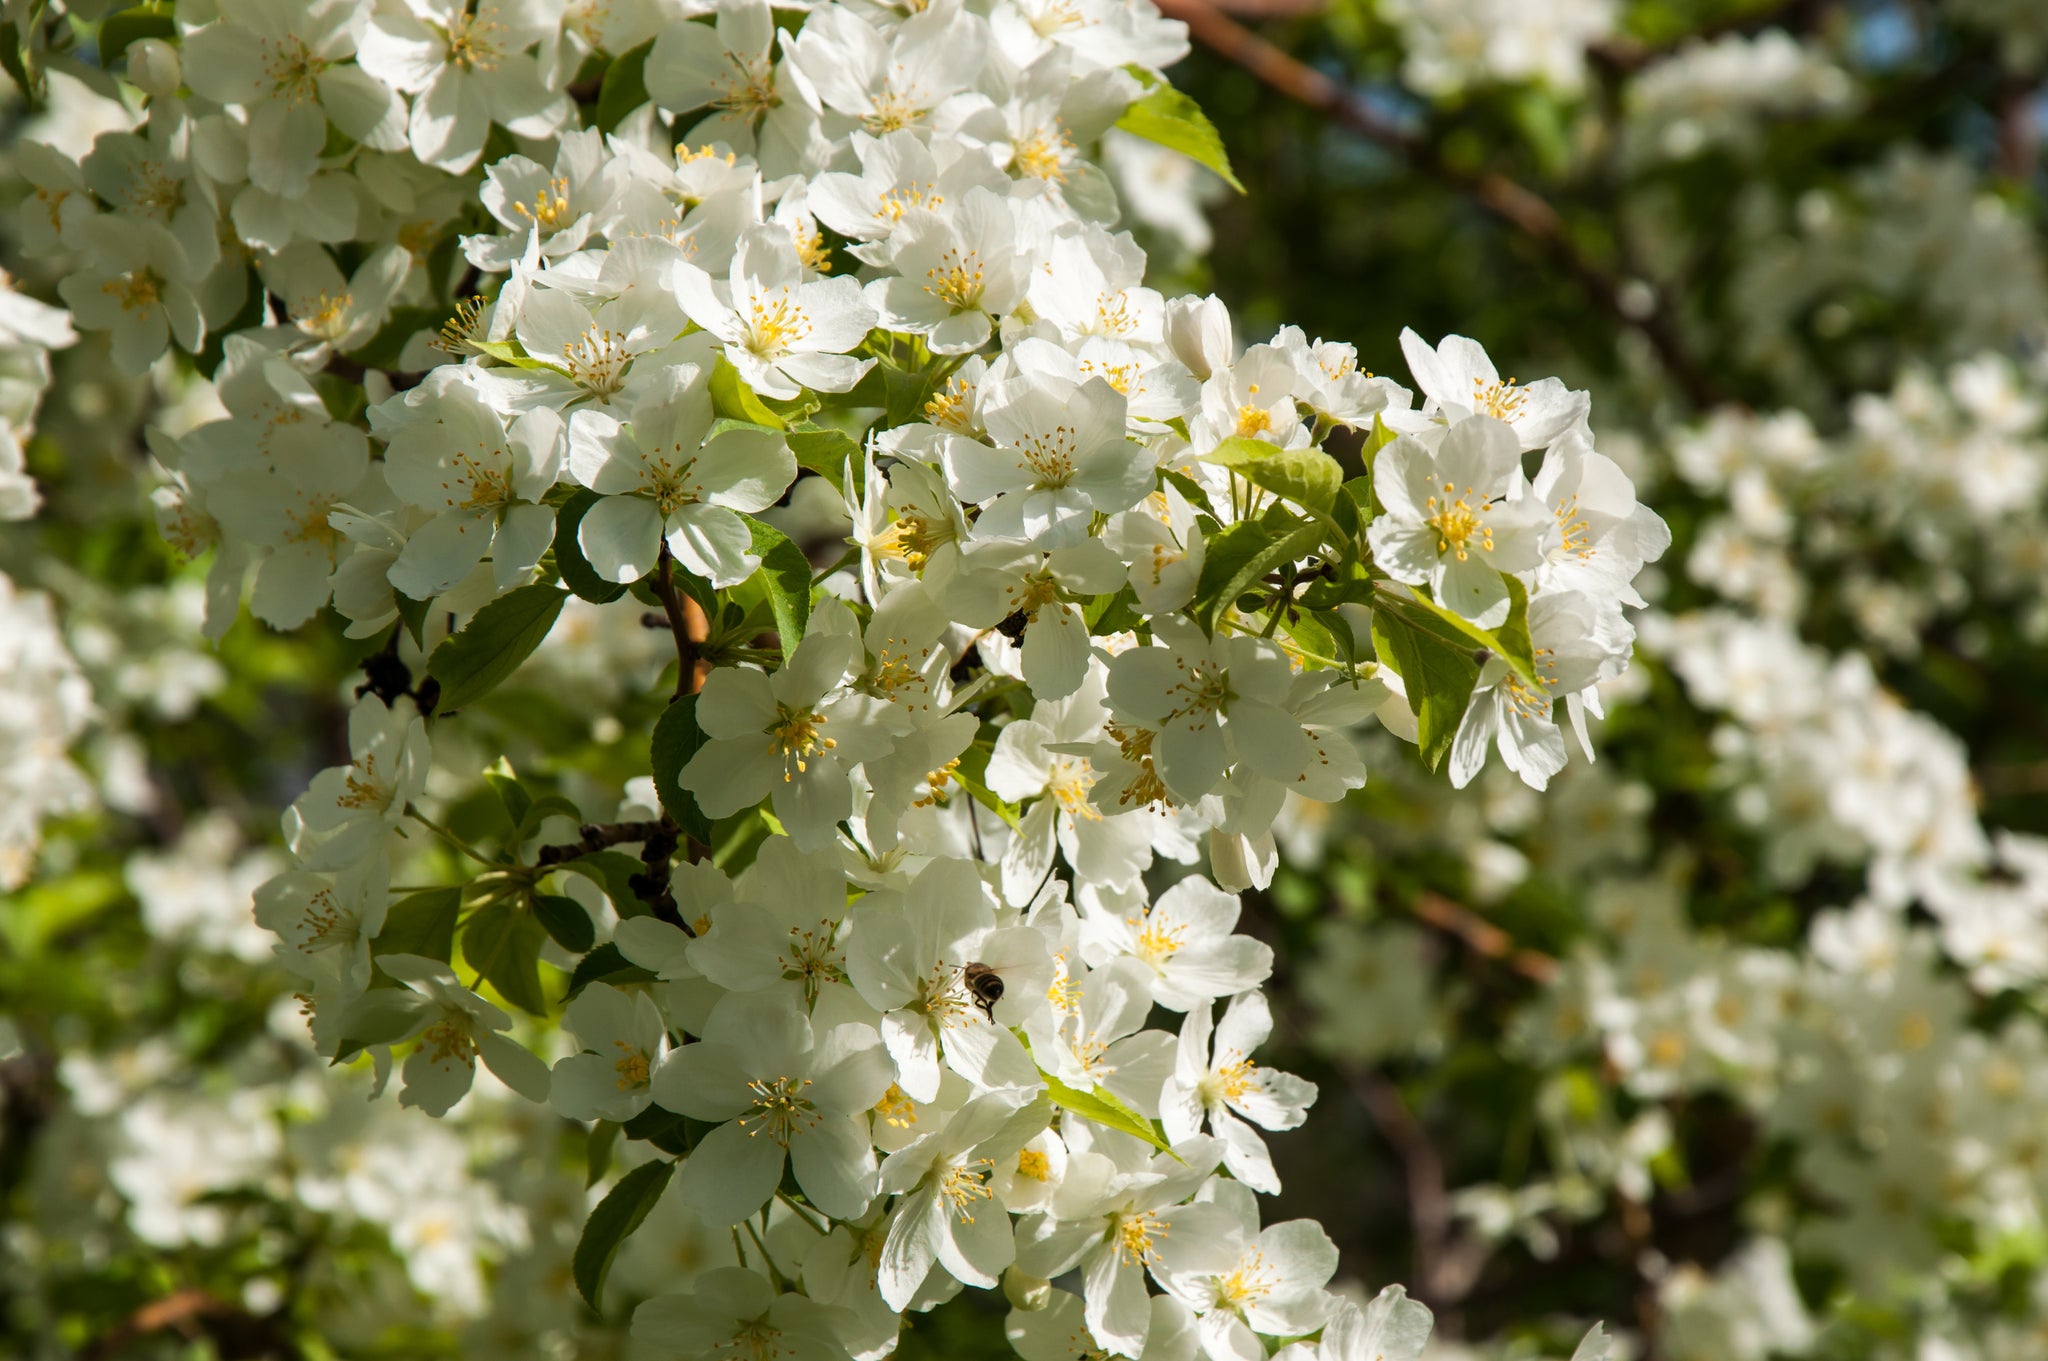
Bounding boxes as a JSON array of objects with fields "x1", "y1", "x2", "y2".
[
  {"x1": 81, "y1": 1287, "x2": 307, "y2": 1361},
  {"x1": 1340, "y1": 1062, "x2": 1492, "y2": 1309},
  {"x1": 1410, "y1": 891, "x2": 1559, "y2": 984},
  {"x1": 1154, "y1": 0, "x2": 1727, "y2": 408},
  {"x1": 355, "y1": 625, "x2": 440, "y2": 714},
  {"x1": 534, "y1": 820, "x2": 675, "y2": 867},
  {"x1": 652, "y1": 544, "x2": 705, "y2": 700}
]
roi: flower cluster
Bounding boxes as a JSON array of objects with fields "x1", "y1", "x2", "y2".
[{"x1": 7, "y1": 0, "x2": 1658, "y2": 1354}]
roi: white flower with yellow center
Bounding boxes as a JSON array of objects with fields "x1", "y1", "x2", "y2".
[
  {"x1": 357, "y1": 0, "x2": 571, "y2": 173},
  {"x1": 1013, "y1": 1140, "x2": 1229, "y2": 1358},
  {"x1": 787, "y1": 1, "x2": 986, "y2": 136},
  {"x1": 379, "y1": 376, "x2": 563, "y2": 598},
  {"x1": 1153, "y1": 1182, "x2": 1338, "y2": 1361},
  {"x1": 283, "y1": 693, "x2": 429, "y2": 870},
  {"x1": 549, "y1": 982, "x2": 670, "y2": 1123},
  {"x1": 1448, "y1": 589, "x2": 1617, "y2": 792},
  {"x1": 877, "y1": 1092, "x2": 1049, "y2": 1308},
  {"x1": 1400, "y1": 327, "x2": 1590, "y2": 450},
  {"x1": 1530, "y1": 429, "x2": 1671, "y2": 607},
  {"x1": 1366, "y1": 414, "x2": 1546, "y2": 627},
  {"x1": 810, "y1": 130, "x2": 1009, "y2": 258},
  {"x1": 651, "y1": 985, "x2": 894, "y2": 1225},
  {"x1": 1159, "y1": 991, "x2": 1316, "y2": 1195},
  {"x1": 1104, "y1": 617, "x2": 1315, "y2": 803},
  {"x1": 681, "y1": 630, "x2": 906, "y2": 850},
  {"x1": 632, "y1": 1266, "x2": 855, "y2": 1361},
  {"x1": 1021, "y1": 955, "x2": 1175, "y2": 1111},
  {"x1": 568, "y1": 362, "x2": 795, "y2": 587},
  {"x1": 676, "y1": 224, "x2": 879, "y2": 402},
  {"x1": 867, "y1": 186, "x2": 1034, "y2": 354},
  {"x1": 986, "y1": 667, "x2": 1158, "y2": 905},
  {"x1": 348, "y1": 954, "x2": 552, "y2": 1118},
  {"x1": 254, "y1": 860, "x2": 391, "y2": 990},
  {"x1": 1076, "y1": 874, "x2": 1272, "y2": 1013},
  {"x1": 843, "y1": 857, "x2": 1053, "y2": 1101},
  {"x1": 947, "y1": 370, "x2": 1153, "y2": 548}
]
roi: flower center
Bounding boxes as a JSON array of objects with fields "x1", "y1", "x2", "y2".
[
  {"x1": 262, "y1": 35, "x2": 328, "y2": 105},
  {"x1": 769, "y1": 706, "x2": 833, "y2": 777},
  {"x1": 613, "y1": 1040, "x2": 651, "y2": 1090},
  {"x1": 1210, "y1": 1250, "x2": 1275, "y2": 1313},
  {"x1": 1471, "y1": 375, "x2": 1527, "y2": 421},
  {"x1": 512, "y1": 176, "x2": 574, "y2": 232},
  {"x1": 1015, "y1": 1149, "x2": 1051, "y2": 1181},
  {"x1": 939, "y1": 1159, "x2": 996, "y2": 1221},
  {"x1": 746, "y1": 291, "x2": 812, "y2": 358},
  {"x1": 420, "y1": 1018, "x2": 477, "y2": 1068},
  {"x1": 1012, "y1": 426, "x2": 1080, "y2": 487},
  {"x1": 1114, "y1": 1210, "x2": 1167, "y2": 1267},
  {"x1": 710, "y1": 52, "x2": 777, "y2": 120},
  {"x1": 1425, "y1": 483, "x2": 1493, "y2": 561},
  {"x1": 102, "y1": 270, "x2": 161, "y2": 313},
  {"x1": 923, "y1": 251, "x2": 986, "y2": 310},
  {"x1": 444, "y1": 13, "x2": 504, "y2": 72},
  {"x1": 1015, "y1": 127, "x2": 1071, "y2": 184},
  {"x1": 873, "y1": 1083, "x2": 918, "y2": 1129},
  {"x1": 562, "y1": 326, "x2": 631, "y2": 397},
  {"x1": 739, "y1": 1075, "x2": 817, "y2": 1146}
]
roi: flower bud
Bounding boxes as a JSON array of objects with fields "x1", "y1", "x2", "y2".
[
  {"x1": 1001, "y1": 1268, "x2": 1051, "y2": 1312},
  {"x1": 126, "y1": 39, "x2": 182, "y2": 99}
]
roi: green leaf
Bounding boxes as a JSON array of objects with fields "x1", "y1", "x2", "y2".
[
  {"x1": 1370, "y1": 605, "x2": 1480, "y2": 772},
  {"x1": 786, "y1": 423, "x2": 861, "y2": 492},
  {"x1": 513, "y1": 793, "x2": 583, "y2": 847},
  {"x1": 565, "y1": 941, "x2": 658, "y2": 1000},
  {"x1": 1192, "y1": 512, "x2": 1323, "y2": 634},
  {"x1": 462, "y1": 900, "x2": 549, "y2": 1015},
  {"x1": 586, "y1": 1121, "x2": 620, "y2": 1188},
  {"x1": 427, "y1": 584, "x2": 569, "y2": 712},
  {"x1": 483, "y1": 757, "x2": 532, "y2": 828},
  {"x1": 1391, "y1": 583, "x2": 1540, "y2": 688},
  {"x1": 592, "y1": 38, "x2": 652, "y2": 133},
  {"x1": 710, "y1": 356, "x2": 787, "y2": 429},
  {"x1": 533, "y1": 892, "x2": 597, "y2": 954},
  {"x1": 372, "y1": 887, "x2": 462, "y2": 970},
  {"x1": 574, "y1": 1158, "x2": 673, "y2": 1314},
  {"x1": 551, "y1": 489, "x2": 629, "y2": 603},
  {"x1": 1113, "y1": 86, "x2": 1244, "y2": 193},
  {"x1": 881, "y1": 362, "x2": 944, "y2": 428},
  {"x1": 1207, "y1": 437, "x2": 1342, "y2": 513},
  {"x1": 556, "y1": 851, "x2": 650, "y2": 918},
  {"x1": 650, "y1": 695, "x2": 715, "y2": 844},
  {"x1": 468, "y1": 337, "x2": 559, "y2": 372},
  {"x1": 394, "y1": 592, "x2": 431, "y2": 649},
  {"x1": 741, "y1": 513, "x2": 812, "y2": 656},
  {"x1": 99, "y1": 4, "x2": 172, "y2": 65},
  {"x1": 1041, "y1": 1071, "x2": 1173, "y2": 1155}
]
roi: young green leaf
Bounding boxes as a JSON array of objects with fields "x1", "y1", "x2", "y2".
[
  {"x1": 742, "y1": 513, "x2": 812, "y2": 656},
  {"x1": 1114, "y1": 86, "x2": 1244, "y2": 192},
  {"x1": 427, "y1": 584, "x2": 569, "y2": 712},
  {"x1": 462, "y1": 900, "x2": 550, "y2": 1015},
  {"x1": 650, "y1": 695, "x2": 715, "y2": 844},
  {"x1": 533, "y1": 892, "x2": 597, "y2": 954},
  {"x1": 373, "y1": 887, "x2": 463, "y2": 969},
  {"x1": 1041, "y1": 1072, "x2": 1174, "y2": 1155},
  {"x1": 1207, "y1": 437, "x2": 1343, "y2": 513},
  {"x1": 593, "y1": 38, "x2": 652, "y2": 133},
  {"x1": 573, "y1": 1158, "x2": 673, "y2": 1313},
  {"x1": 1370, "y1": 607, "x2": 1481, "y2": 772}
]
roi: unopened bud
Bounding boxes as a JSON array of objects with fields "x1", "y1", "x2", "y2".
[
  {"x1": 1002, "y1": 1268, "x2": 1051, "y2": 1311},
  {"x1": 126, "y1": 39, "x2": 182, "y2": 99}
]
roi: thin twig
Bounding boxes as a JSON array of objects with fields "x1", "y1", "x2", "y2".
[
  {"x1": 1410, "y1": 891, "x2": 1559, "y2": 984},
  {"x1": 652, "y1": 544, "x2": 704, "y2": 700},
  {"x1": 1340, "y1": 1062, "x2": 1491, "y2": 1309},
  {"x1": 534, "y1": 820, "x2": 675, "y2": 867},
  {"x1": 1155, "y1": 0, "x2": 1726, "y2": 408}
]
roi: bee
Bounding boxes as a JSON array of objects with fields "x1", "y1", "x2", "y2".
[{"x1": 960, "y1": 961, "x2": 1004, "y2": 1022}]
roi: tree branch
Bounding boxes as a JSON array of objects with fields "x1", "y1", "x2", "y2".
[
  {"x1": 1340, "y1": 1062, "x2": 1491, "y2": 1309},
  {"x1": 1410, "y1": 891, "x2": 1559, "y2": 984},
  {"x1": 652, "y1": 544, "x2": 706, "y2": 700},
  {"x1": 1154, "y1": 0, "x2": 1726, "y2": 408}
]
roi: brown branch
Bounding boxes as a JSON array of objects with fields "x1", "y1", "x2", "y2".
[
  {"x1": 1340, "y1": 1062, "x2": 1491, "y2": 1309},
  {"x1": 1155, "y1": 0, "x2": 1726, "y2": 409},
  {"x1": 652, "y1": 544, "x2": 707, "y2": 699},
  {"x1": 534, "y1": 820, "x2": 674, "y2": 867},
  {"x1": 1411, "y1": 891, "x2": 1559, "y2": 984},
  {"x1": 81, "y1": 1288, "x2": 306, "y2": 1361}
]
